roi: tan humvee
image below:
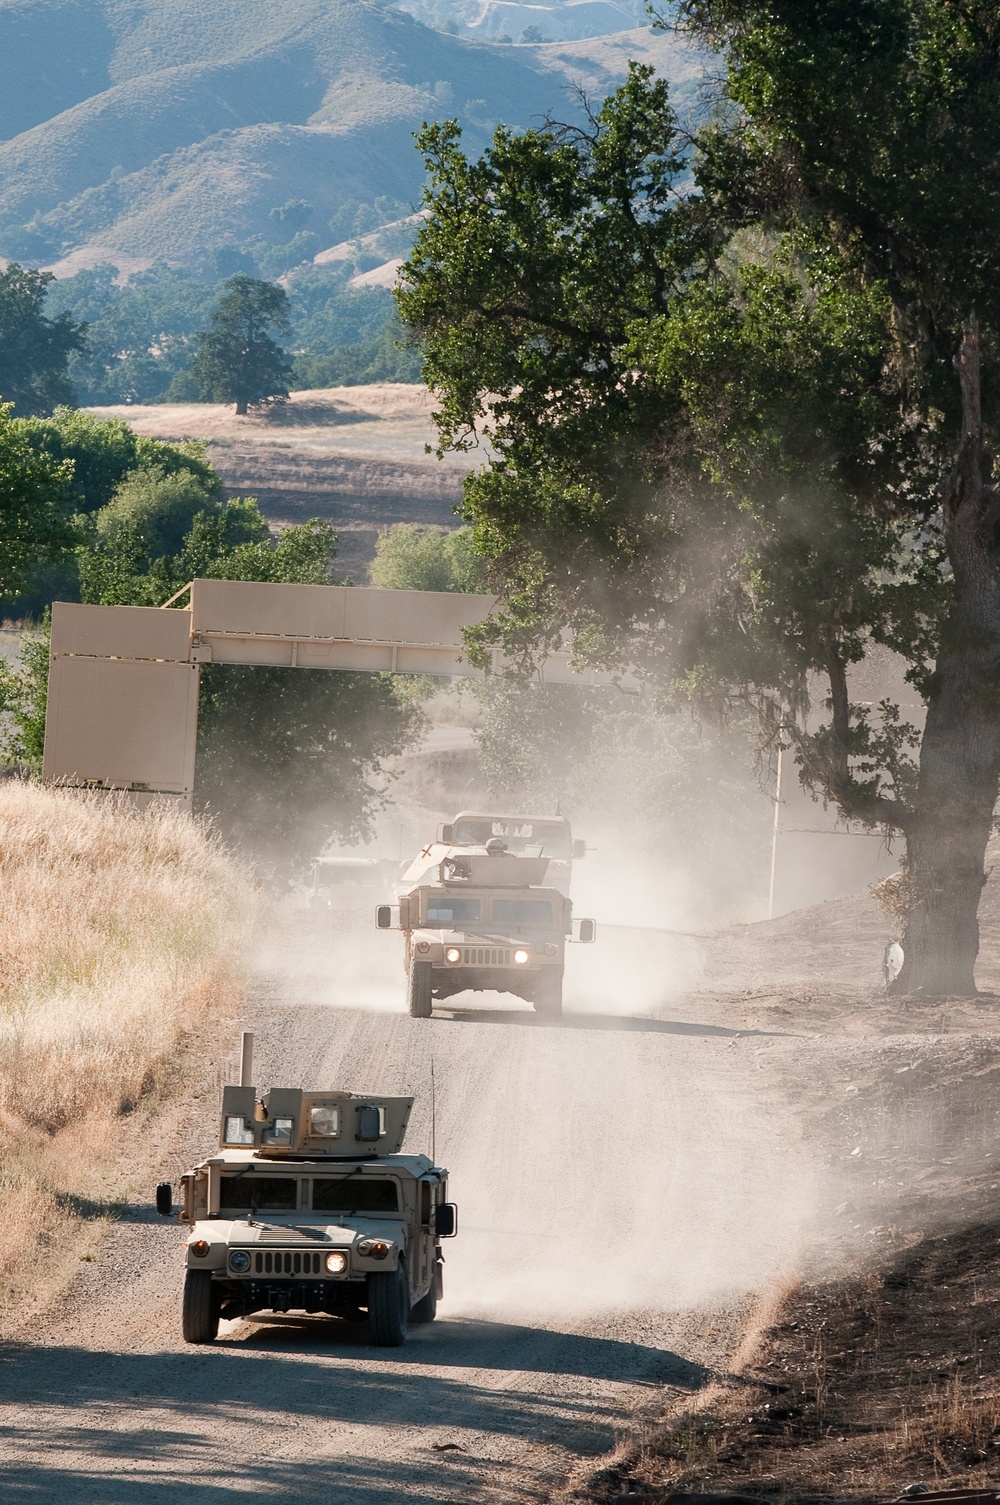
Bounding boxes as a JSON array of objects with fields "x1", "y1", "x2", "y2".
[
  {"x1": 378, "y1": 841, "x2": 596, "y2": 1018},
  {"x1": 156, "y1": 1040, "x2": 457, "y2": 1347}
]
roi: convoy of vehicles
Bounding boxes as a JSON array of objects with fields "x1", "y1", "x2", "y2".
[
  {"x1": 159, "y1": 811, "x2": 598, "y2": 1353},
  {"x1": 378, "y1": 837, "x2": 595, "y2": 1019},
  {"x1": 157, "y1": 1036, "x2": 457, "y2": 1347}
]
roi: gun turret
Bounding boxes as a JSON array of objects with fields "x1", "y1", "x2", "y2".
[{"x1": 220, "y1": 1086, "x2": 413, "y2": 1158}]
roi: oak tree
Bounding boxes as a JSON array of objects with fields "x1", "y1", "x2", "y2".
[
  {"x1": 398, "y1": 6, "x2": 1000, "y2": 996},
  {"x1": 192, "y1": 276, "x2": 292, "y2": 415}
]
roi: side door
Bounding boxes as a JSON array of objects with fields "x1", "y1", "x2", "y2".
[{"x1": 415, "y1": 1177, "x2": 436, "y2": 1297}]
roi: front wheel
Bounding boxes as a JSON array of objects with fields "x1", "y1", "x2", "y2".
[
  {"x1": 368, "y1": 1264, "x2": 409, "y2": 1346},
  {"x1": 533, "y1": 974, "x2": 563, "y2": 1019},
  {"x1": 182, "y1": 1269, "x2": 219, "y2": 1344},
  {"x1": 408, "y1": 960, "x2": 433, "y2": 1018}
]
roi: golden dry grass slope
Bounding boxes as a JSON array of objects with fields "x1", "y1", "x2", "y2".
[{"x1": 0, "y1": 782, "x2": 256, "y2": 1319}]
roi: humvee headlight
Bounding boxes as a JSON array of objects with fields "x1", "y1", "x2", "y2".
[
  {"x1": 357, "y1": 1239, "x2": 390, "y2": 1260},
  {"x1": 417, "y1": 940, "x2": 430, "y2": 953},
  {"x1": 445, "y1": 946, "x2": 461, "y2": 963},
  {"x1": 325, "y1": 1251, "x2": 348, "y2": 1274},
  {"x1": 543, "y1": 942, "x2": 557, "y2": 956},
  {"x1": 229, "y1": 1250, "x2": 251, "y2": 1273},
  {"x1": 514, "y1": 948, "x2": 529, "y2": 965},
  {"x1": 189, "y1": 1239, "x2": 210, "y2": 1258}
]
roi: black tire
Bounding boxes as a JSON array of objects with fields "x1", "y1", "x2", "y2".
[
  {"x1": 182, "y1": 1269, "x2": 219, "y2": 1344},
  {"x1": 411, "y1": 1275, "x2": 438, "y2": 1324},
  {"x1": 368, "y1": 1264, "x2": 409, "y2": 1346},
  {"x1": 408, "y1": 960, "x2": 433, "y2": 1019},
  {"x1": 533, "y1": 974, "x2": 563, "y2": 1018}
]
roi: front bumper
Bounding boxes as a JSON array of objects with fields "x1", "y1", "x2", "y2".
[{"x1": 215, "y1": 1275, "x2": 369, "y2": 1319}]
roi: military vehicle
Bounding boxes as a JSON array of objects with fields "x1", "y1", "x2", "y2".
[
  {"x1": 401, "y1": 811, "x2": 585, "y2": 896},
  {"x1": 378, "y1": 840, "x2": 596, "y2": 1018},
  {"x1": 156, "y1": 1034, "x2": 457, "y2": 1347},
  {"x1": 308, "y1": 855, "x2": 395, "y2": 912}
]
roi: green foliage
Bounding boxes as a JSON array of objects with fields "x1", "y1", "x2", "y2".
[
  {"x1": 13, "y1": 406, "x2": 217, "y2": 515},
  {"x1": 396, "y1": 61, "x2": 960, "y2": 830},
  {"x1": 0, "y1": 403, "x2": 76, "y2": 599},
  {"x1": 43, "y1": 263, "x2": 422, "y2": 403},
  {"x1": 78, "y1": 487, "x2": 336, "y2": 608},
  {"x1": 270, "y1": 199, "x2": 314, "y2": 228},
  {"x1": 44, "y1": 263, "x2": 218, "y2": 406},
  {"x1": 94, "y1": 466, "x2": 222, "y2": 560},
  {"x1": 681, "y1": 0, "x2": 1000, "y2": 355},
  {"x1": 291, "y1": 315, "x2": 422, "y2": 388},
  {"x1": 0, "y1": 621, "x2": 50, "y2": 770},
  {"x1": 195, "y1": 666, "x2": 425, "y2": 874},
  {"x1": 0, "y1": 264, "x2": 85, "y2": 416},
  {"x1": 192, "y1": 276, "x2": 292, "y2": 414},
  {"x1": 368, "y1": 525, "x2": 480, "y2": 591},
  {"x1": 253, "y1": 232, "x2": 323, "y2": 280}
]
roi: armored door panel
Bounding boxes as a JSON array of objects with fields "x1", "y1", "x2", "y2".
[{"x1": 43, "y1": 656, "x2": 199, "y2": 793}]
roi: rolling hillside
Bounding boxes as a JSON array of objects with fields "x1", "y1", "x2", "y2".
[{"x1": 0, "y1": 0, "x2": 702, "y2": 272}]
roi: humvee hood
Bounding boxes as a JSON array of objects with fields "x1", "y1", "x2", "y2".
[{"x1": 207, "y1": 1218, "x2": 401, "y2": 1244}]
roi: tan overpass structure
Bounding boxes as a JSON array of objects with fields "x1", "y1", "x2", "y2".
[{"x1": 42, "y1": 578, "x2": 619, "y2": 807}]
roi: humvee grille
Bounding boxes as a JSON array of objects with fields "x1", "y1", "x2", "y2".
[
  {"x1": 463, "y1": 948, "x2": 510, "y2": 966},
  {"x1": 251, "y1": 1250, "x2": 324, "y2": 1276}
]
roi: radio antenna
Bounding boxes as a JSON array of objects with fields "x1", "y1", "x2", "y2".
[{"x1": 431, "y1": 1057, "x2": 436, "y2": 1164}]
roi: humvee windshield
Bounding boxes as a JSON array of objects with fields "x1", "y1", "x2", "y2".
[
  {"x1": 219, "y1": 1176, "x2": 298, "y2": 1212},
  {"x1": 453, "y1": 817, "x2": 571, "y2": 859},
  {"x1": 426, "y1": 896, "x2": 481, "y2": 925},
  {"x1": 312, "y1": 1178, "x2": 399, "y2": 1214},
  {"x1": 492, "y1": 898, "x2": 553, "y2": 924}
]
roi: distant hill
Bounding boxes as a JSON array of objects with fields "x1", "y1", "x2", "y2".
[{"x1": 0, "y1": 0, "x2": 702, "y2": 273}]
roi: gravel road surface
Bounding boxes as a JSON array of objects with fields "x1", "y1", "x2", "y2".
[{"x1": 0, "y1": 921, "x2": 816, "y2": 1503}]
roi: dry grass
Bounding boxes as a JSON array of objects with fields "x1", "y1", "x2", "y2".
[{"x1": 0, "y1": 782, "x2": 257, "y2": 1313}]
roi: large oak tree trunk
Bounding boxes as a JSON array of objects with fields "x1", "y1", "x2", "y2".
[
  {"x1": 895, "y1": 669, "x2": 1000, "y2": 995},
  {"x1": 893, "y1": 319, "x2": 1000, "y2": 995}
]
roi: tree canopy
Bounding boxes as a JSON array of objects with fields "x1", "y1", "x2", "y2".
[
  {"x1": 0, "y1": 263, "x2": 86, "y2": 416},
  {"x1": 192, "y1": 275, "x2": 293, "y2": 415},
  {"x1": 0, "y1": 402, "x2": 76, "y2": 598},
  {"x1": 398, "y1": 10, "x2": 1000, "y2": 993},
  {"x1": 368, "y1": 525, "x2": 481, "y2": 592}
]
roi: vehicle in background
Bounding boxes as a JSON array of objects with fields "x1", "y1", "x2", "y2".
[
  {"x1": 309, "y1": 856, "x2": 396, "y2": 911},
  {"x1": 379, "y1": 839, "x2": 596, "y2": 1019},
  {"x1": 400, "y1": 812, "x2": 586, "y2": 897},
  {"x1": 157, "y1": 1035, "x2": 457, "y2": 1347}
]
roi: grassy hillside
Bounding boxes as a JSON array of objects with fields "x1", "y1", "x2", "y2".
[{"x1": 0, "y1": 0, "x2": 700, "y2": 269}]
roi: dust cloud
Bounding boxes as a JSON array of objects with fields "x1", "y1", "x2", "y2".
[{"x1": 257, "y1": 895, "x2": 820, "y2": 1323}]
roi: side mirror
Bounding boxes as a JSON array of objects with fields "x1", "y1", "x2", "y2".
[
  {"x1": 155, "y1": 1182, "x2": 173, "y2": 1217},
  {"x1": 577, "y1": 918, "x2": 596, "y2": 944},
  {"x1": 375, "y1": 905, "x2": 393, "y2": 929},
  {"x1": 439, "y1": 823, "x2": 454, "y2": 844},
  {"x1": 572, "y1": 840, "x2": 586, "y2": 860},
  {"x1": 435, "y1": 1202, "x2": 458, "y2": 1238},
  {"x1": 433, "y1": 1197, "x2": 457, "y2": 1234}
]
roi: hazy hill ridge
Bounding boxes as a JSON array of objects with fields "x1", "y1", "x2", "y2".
[{"x1": 0, "y1": 0, "x2": 699, "y2": 271}]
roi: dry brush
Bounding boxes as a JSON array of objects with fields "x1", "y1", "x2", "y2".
[{"x1": 0, "y1": 782, "x2": 257, "y2": 1316}]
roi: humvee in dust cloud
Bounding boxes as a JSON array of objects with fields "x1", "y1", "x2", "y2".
[
  {"x1": 379, "y1": 839, "x2": 596, "y2": 1018},
  {"x1": 156, "y1": 1038, "x2": 457, "y2": 1347}
]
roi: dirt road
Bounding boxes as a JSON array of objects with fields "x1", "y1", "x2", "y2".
[{"x1": 0, "y1": 923, "x2": 818, "y2": 1503}]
